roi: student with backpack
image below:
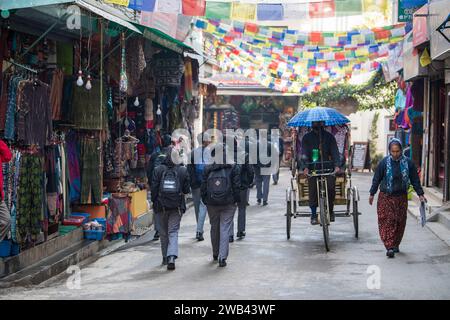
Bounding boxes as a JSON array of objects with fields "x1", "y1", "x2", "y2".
[
  {"x1": 187, "y1": 132, "x2": 212, "y2": 241},
  {"x1": 201, "y1": 144, "x2": 241, "y2": 267},
  {"x1": 147, "y1": 134, "x2": 172, "y2": 241},
  {"x1": 151, "y1": 147, "x2": 190, "y2": 270}
]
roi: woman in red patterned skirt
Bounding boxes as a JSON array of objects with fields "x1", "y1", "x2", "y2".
[{"x1": 369, "y1": 138, "x2": 426, "y2": 258}]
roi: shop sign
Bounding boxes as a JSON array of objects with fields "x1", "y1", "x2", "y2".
[
  {"x1": 413, "y1": 4, "x2": 429, "y2": 47},
  {"x1": 430, "y1": 0, "x2": 450, "y2": 60},
  {"x1": 398, "y1": 0, "x2": 427, "y2": 22}
]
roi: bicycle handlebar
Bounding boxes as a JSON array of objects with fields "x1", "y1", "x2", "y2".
[{"x1": 305, "y1": 170, "x2": 336, "y2": 178}]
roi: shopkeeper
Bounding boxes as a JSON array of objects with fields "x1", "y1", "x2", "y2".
[{"x1": 0, "y1": 139, "x2": 13, "y2": 242}]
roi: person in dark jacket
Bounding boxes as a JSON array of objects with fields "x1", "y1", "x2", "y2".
[
  {"x1": 369, "y1": 138, "x2": 426, "y2": 258},
  {"x1": 299, "y1": 121, "x2": 341, "y2": 225},
  {"x1": 230, "y1": 138, "x2": 254, "y2": 241},
  {"x1": 0, "y1": 139, "x2": 12, "y2": 242},
  {"x1": 201, "y1": 144, "x2": 241, "y2": 267},
  {"x1": 254, "y1": 132, "x2": 274, "y2": 206},
  {"x1": 187, "y1": 132, "x2": 212, "y2": 241},
  {"x1": 147, "y1": 134, "x2": 173, "y2": 241},
  {"x1": 151, "y1": 147, "x2": 191, "y2": 270}
]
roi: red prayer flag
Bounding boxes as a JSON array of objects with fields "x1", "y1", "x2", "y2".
[
  {"x1": 182, "y1": 0, "x2": 206, "y2": 16},
  {"x1": 309, "y1": 1, "x2": 335, "y2": 19},
  {"x1": 309, "y1": 32, "x2": 323, "y2": 44},
  {"x1": 245, "y1": 23, "x2": 259, "y2": 34}
]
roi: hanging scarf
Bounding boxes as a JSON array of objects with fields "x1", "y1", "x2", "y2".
[{"x1": 386, "y1": 155, "x2": 409, "y2": 194}]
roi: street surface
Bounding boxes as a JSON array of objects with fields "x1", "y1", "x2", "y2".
[{"x1": 1, "y1": 169, "x2": 450, "y2": 299}]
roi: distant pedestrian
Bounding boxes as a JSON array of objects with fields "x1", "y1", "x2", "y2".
[
  {"x1": 151, "y1": 147, "x2": 190, "y2": 270},
  {"x1": 369, "y1": 138, "x2": 426, "y2": 258},
  {"x1": 230, "y1": 137, "x2": 254, "y2": 241},
  {"x1": 271, "y1": 128, "x2": 284, "y2": 185},
  {"x1": 201, "y1": 144, "x2": 241, "y2": 267},
  {"x1": 255, "y1": 131, "x2": 273, "y2": 206},
  {"x1": 147, "y1": 134, "x2": 172, "y2": 241},
  {"x1": 187, "y1": 132, "x2": 212, "y2": 241}
]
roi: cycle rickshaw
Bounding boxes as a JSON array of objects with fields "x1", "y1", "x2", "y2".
[{"x1": 285, "y1": 107, "x2": 361, "y2": 252}]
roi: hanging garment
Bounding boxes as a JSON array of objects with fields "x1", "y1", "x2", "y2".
[
  {"x1": 4, "y1": 75, "x2": 24, "y2": 140},
  {"x1": 71, "y1": 80, "x2": 107, "y2": 130},
  {"x1": 65, "y1": 131, "x2": 81, "y2": 203},
  {"x1": 50, "y1": 69, "x2": 64, "y2": 120},
  {"x1": 17, "y1": 80, "x2": 53, "y2": 147},
  {"x1": 107, "y1": 194, "x2": 132, "y2": 237},
  {"x1": 80, "y1": 136, "x2": 102, "y2": 204},
  {"x1": 17, "y1": 154, "x2": 44, "y2": 244},
  {"x1": 152, "y1": 50, "x2": 185, "y2": 88},
  {"x1": 126, "y1": 37, "x2": 146, "y2": 97},
  {"x1": 0, "y1": 73, "x2": 12, "y2": 131}
]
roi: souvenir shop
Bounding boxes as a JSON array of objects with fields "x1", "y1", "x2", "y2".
[{"x1": 0, "y1": 8, "x2": 199, "y2": 255}]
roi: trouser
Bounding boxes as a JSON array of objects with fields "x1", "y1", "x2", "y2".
[
  {"x1": 80, "y1": 137, "x2": 101, "y2": 204},
  {"x1": 0, "y1": 201, "x2": 11, "y2": 241},
  {"x1": 308, "y1": 175, "x2": 336, "y2": 215},
  {"x1": 192, "y1": 188, "x2": 207, "y2": 234},
  {"x1": 158, "y1": 208, "x2": 182, "y2": 258},
  {"x1": 207, "y1": 204, "x2": 236, "y2": 260},
  {"x1": 255, "y1": 173, "x2": 270, "y2": 202},
  {"x1": 230, "y1": 189, "x2": 249, "y2": 236},
  {"x1": 153, "y1": 208, "x2": 161, "y2": 233}
]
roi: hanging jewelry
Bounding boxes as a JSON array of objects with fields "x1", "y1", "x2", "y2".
[{"x1": 119, "y1": 32, "x2": 128, "y2": 93}]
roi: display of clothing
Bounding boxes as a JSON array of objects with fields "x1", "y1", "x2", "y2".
[
  {"x1": 80, "y1": 136, "x2": 102, "y2": 204},
  {"x1": 152, "y1": 50, "x2": 185, "y2": 88},
  {"x1": 50, "y1": 68, "x2": 64, "y2": 120},
  {"x1": 71, "y1": 79, "x2": 107, "y2": 130},
  {"x1": 107, "y1": 194, "x2": 132, "y2": 238},
  {"x1": 17, "y1": 154, "x2": 44, "y2": 245}
]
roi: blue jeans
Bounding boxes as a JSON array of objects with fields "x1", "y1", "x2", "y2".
[
  {"x1": 255, "y1": 174, "x2": 270, "y2": 202},
  {"x1": 192, "y1": 188, "x2": 207, "y2": 234}
]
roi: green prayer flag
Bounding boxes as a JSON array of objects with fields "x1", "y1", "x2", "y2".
[
  {"x1": 205, "y1": 2, "x2": 231, "y2": 20},
  {"x1": 335, "y1": 0, "x2": 363, "y2": 17}
]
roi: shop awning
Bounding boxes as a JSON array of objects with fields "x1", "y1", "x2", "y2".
[
  {"x1": 0, "y1": 0, "x2": 72, "y2": 11},
  {"x1": 139, "y1": 25, "x2": 195, "y2": 54},
  {"x1": 75, "y1": 0, "x2": 142, "y2": 34}
]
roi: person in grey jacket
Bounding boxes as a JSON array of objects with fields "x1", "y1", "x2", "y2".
[
  {"x1": 151, "y1": 147, "x2": 190, "y2": 270},
  {"x1": 201, "y1": 145, "x2": 241, "y2": 267}
]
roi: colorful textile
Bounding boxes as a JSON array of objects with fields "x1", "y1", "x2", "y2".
[
  {"x1": 17, "y1": 155, "x2": 44, "y2": 244},
  {"x1": 386, "y1": 155, "x2": 409, "y2": 194},
  {"x1": 80, "y1": 136, "x2": 102, "y2": 204},
  {"x1": 107, "y1": 194, "x2": 132, "y2": 236},
  {"x1": 377, "y1": 192, "x2": 408, "y2": 249}
]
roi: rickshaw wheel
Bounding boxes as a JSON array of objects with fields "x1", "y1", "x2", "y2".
[
  {"x1": 352, "y1": 198, "x2": 359, "y2": 239},
  {"x1": 286, "y1": 200, "x2": 292, "y2": 240},
  {"x1": 319, "y1": 197, "x2": 330, "y2": 252}
]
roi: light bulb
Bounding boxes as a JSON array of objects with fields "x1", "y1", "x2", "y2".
[
  {"x1": 85, "y1": 75, "x2": 92, "y2": 90},
  {"x1": 156, "y1": 105, "x2": 162, "y2": 115},
  {"x1": 76, "y1": 70, "x2": 84, "y2": 87},
  {"x1": 134, "y1": 97, "x2": 139, "y2": 107}
]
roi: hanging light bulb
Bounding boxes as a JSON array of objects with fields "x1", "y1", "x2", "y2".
[
  {"x1": 76, "y1": 70, "x2": 84, "y2": 87},
  {"x1": 156, "y1": 104, "x2": 162, "y2": 115},
  {"x1": 85, "y1": 74, "x2": 92, "y2": 90},
  {"x1": 134, "y1": 97, "x2": 139, "y2": 107}
]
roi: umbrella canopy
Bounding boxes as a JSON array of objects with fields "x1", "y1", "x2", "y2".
[{"x1": 287, "y1": 107, "x2": 350, "y2": 127}]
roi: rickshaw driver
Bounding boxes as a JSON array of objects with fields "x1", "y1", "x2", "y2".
[{"x1": 298, "y1": 121, "x2": 341, "y2": 225}]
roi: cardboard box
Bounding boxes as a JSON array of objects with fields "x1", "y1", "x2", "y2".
[
  {"x1": 72, "y1": 204, "x2": 107, "y2": 219},
  {"x1": 129, "y1": 189, "x2": 149, "y2": 218}
]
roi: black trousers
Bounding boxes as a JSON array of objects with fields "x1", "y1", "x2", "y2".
[{"x1": 308, "y1": 176, "x2": 336, "y2": 212}]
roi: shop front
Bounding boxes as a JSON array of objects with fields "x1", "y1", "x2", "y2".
[{"x1": 0, "y1": 2, "x2": 200, "y2": 260}]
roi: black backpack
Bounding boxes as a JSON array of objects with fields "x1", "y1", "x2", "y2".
[
  {"x1": 158, "y1": 166, "x2": 182, "y2": 209},
  {"x1": 206, "y1": 168, "x2": 234, "y2": 205}
]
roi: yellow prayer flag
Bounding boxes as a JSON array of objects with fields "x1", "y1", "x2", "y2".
[
  {"x1": 105, "y1": 0, "x2": 130, "y2": 6},
  {"x1": 231, "y1": 3, "x2": 256, "y2": 21},
  {"x1": 420, "y1": 48, "x2": 431, "y2": 67}
]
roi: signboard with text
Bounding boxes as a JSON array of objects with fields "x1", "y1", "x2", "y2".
[{"x1": 398, "y1": 0, "x2": 427, "y2": 22}]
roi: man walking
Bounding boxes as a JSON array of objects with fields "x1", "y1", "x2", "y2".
[
  {"x1": 255, "y1": 131, "x2": 273, "y2": 206},
  {"x1": 230, "y1": 138, "x2": 254, "y2": 241},
  {"x1": 147, "y1": 134, "x2": 172, "y2": 241},
  {"x1": 188, "y1": 132, "x2": 212, "y2": 241},
  {"x1": 151, "y1": 147, "x2": 190, "y2": 270},
  {"x1": 0, "y1": 139, "x2": 12, "y2": 242},
  {"x1": 201, "y1": 144, "x2": 241, "y2": 267}
]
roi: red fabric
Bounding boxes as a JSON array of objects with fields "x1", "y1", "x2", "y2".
[
  {"x1": 0, "y1": 140, "x2": 12, "y2": 200},
  {"x1": 309, "y1": 1, "x2": 335, "y2": 19},
  {"x1": 377, "y1": 192, "x2": 408, "y2": 249},
  {"x1": 182, "y1": 0, "x2": 206, "y2": 16}
]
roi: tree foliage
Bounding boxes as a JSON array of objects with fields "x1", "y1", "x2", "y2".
[{"x1": 301, "y1": 70, "x2": 396, "y2": 111}]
